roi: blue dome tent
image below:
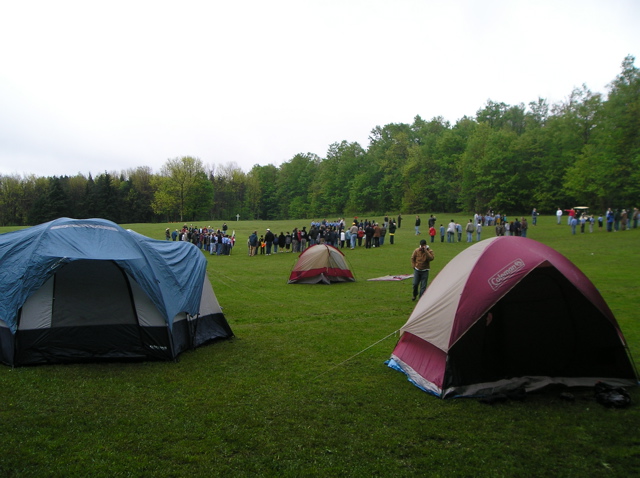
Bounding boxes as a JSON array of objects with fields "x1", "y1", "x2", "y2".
[{"x1": 0, "y1": 218, "x2": 233, "y2": 366}]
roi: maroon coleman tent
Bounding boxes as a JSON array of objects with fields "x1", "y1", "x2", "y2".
[
  {"x1": 388, "y1": 236, "x2": 637, "y2": 398},
  {"x1": 288, "y1": 244, "x2": 355, "y2": 284}
]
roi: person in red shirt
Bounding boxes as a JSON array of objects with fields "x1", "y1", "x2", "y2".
[{"x1": 428, "y1": 225, "x2": 436, "y2": 243}]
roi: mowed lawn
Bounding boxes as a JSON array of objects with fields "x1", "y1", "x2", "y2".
[{"x1": 1, "y1": 215, "x2": 639, "y2": 477}]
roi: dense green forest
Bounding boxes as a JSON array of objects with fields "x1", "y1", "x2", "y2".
[{"x1": 1, "y1": 56, "x2": 638, "y2": 226}]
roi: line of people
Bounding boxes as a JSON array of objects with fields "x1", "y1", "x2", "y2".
[
  {"x1": 247, "y1": 215, "x2": 403, "y2": 255},
  {"x1": 248, "y1": 228, "x2": 310, "y2": 256},
  {"x1": 417, "y1": 215, "x2": 531, "y2": 244},
  {"x1": 558, "y1": 207, "x2": 639, "y2": 234},
  {"x1": 166, "y1": 224, "x2": 235, "y2": 255},
  {"x1": 604, "y1": 207, "x2": 638, "y2": 232}
]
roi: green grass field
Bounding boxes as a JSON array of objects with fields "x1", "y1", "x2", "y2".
[{"x1": 1, "y1": 215, "x2": 639, "y2": 477}]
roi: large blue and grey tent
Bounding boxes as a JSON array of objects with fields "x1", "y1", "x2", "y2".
[{"x1": 0, "y1": 218, "x2": 233, "y2": 366}]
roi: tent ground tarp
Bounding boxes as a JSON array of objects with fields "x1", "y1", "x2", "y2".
[{"x1": 368, "y1": 274, "x2": 412, "y2": 281}]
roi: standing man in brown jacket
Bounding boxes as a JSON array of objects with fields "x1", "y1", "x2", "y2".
[{"x1": 411, "y1": 239, "x2": 435, "y2": 300}]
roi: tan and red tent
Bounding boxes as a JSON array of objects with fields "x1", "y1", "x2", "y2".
[
  {"x1": 388, "y1": 236, "x2": 637, "y2": 398},
  {"x1": 288, "y1": 244, "x2": 355, "y2": 284}
]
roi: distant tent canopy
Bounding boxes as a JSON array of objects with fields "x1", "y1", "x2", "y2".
[
  {"x1": 0, "y1": 218, "x2": 233, "y2": 366},
  {"x1": 388, "y1": 237, "x2": 637, "y2": 398},
  {"x1": 288, "y1": 244, "x2": 355, "y2": 284}
]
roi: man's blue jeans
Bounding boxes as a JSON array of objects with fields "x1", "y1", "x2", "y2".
[{"x1": 412, "y1": 268, "x2": 430, "y2": 299}]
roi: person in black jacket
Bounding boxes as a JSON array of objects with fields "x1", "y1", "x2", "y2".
[
  {"x1": 388, "y1": 221, "x2": 397, "y2": 244},
  {"x1": 365, "y1": 223, "x2": 374, "y2": 248},
  {"x1": 265, "y1": 229, "x2": 275, "y2": 255}
]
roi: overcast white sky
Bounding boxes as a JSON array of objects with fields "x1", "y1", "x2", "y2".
[{"x1": 1, "y1": 0, "x2": 638, "y2": 178}]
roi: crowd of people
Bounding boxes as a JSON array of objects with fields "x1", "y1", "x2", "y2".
[
  {"x1": 414, "y1": 212, "x2": 531, "y2": 244},
  {"x1": 165, "y1": 206, "x2": 639, "y2": 259},
  {"x1": 166, "y1": 223, "x2": 235, "y2": 255},
  {"x1": 556, "y1": 207, "x2": 640, "y2": 234},
  {"x1": 239, "y1": 209, "x2": 552, "y2": 259},
  {"x1": 245, "y1": 216, "x2": 403, "y2": 256}
]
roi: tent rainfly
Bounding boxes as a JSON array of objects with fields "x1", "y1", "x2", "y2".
[
  {"x1": 0, "y1": 217, "x2": 233, "y2": 366},
  {"x1": 288, "y1": 244, "x2": 355, "y2": 284},
  {"x1": 388, "y1": 236, "x2": 637, "y2": 398}
]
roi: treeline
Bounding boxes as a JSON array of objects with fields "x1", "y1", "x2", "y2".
[{"x1": 1, "y1": 56, "x2": 638, "y2": 227}]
